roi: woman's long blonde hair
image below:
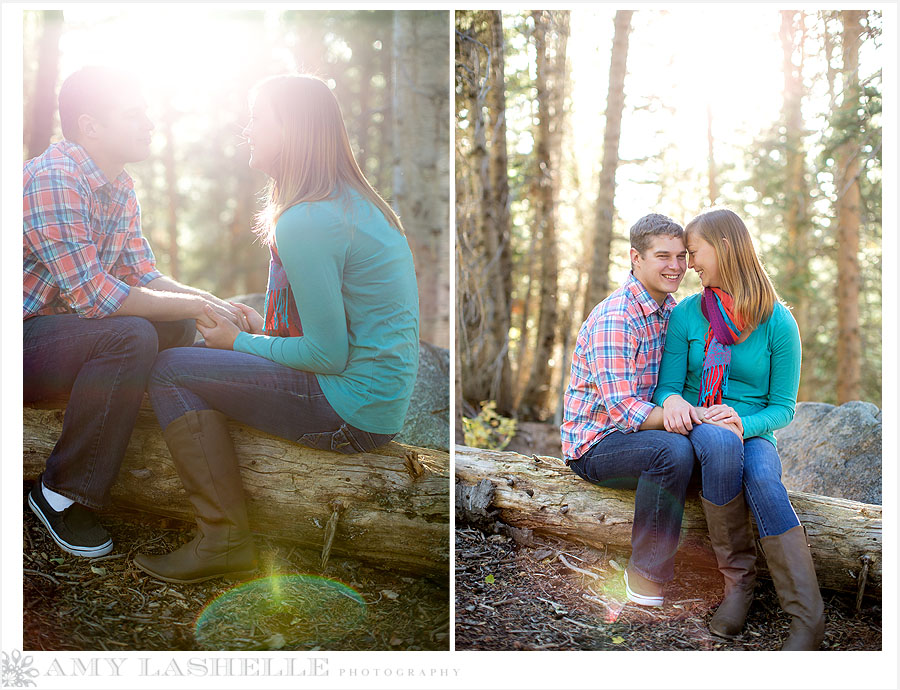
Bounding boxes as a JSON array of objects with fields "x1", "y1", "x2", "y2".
[
  {"x1": 685, "y1": 208, "x2": 778, "y2": 331},
  {"x1": 251, "y1": 74, "x2": 403, "y2": 242}
]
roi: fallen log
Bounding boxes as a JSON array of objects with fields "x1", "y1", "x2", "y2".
[
  {"x1": 455, "y1": 445, "x2": 882, "y2": 597},
  {"x1": 23, "y1": 400, "x2": 450, "y2": 577}
]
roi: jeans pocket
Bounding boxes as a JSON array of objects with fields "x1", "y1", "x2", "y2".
[{"x1": 297, "y1": 425, "x2": 357, "y2": 454}]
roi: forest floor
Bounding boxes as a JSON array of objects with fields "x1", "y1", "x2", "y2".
[
  {"x1": 462, "y1": 421, "x2": 881, "y2": 651},
  {"x1": 454, "y1": 525, "x2": 881, "y2": 651},
  {"x1": 22, "y1": 481, "x2": 449, "y2": 652}
]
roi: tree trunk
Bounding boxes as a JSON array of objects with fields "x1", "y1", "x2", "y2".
[
  {"x1": 24, "y1": 403, "x2": 449, "y2": 576},
  {"x1": 835, "y1": 10, "x2": 863, "y2": 403},
  {"x1": 485, "y1": 10, "x2": 515, "y2": 415},
  {"x1": 393, "y1": 10, "x2": 450, "y2": 349},
  {"x1": 455, "y1": 446, "x2": 882, "y2": 597},
  {"x1": 706, "y1": 103, "x2": 719, "y2": 205},
  {"x1": 26, "y1": 10, "x2": 63, "y2": 159},
  {"x1": 519, "y1": 10, "x2": 562, "y2": 420},
  {"x1": 780, "y1": 10, "x2": 812, "y2": 401},
  {"x1": 161, "y1": 98, "x2": 180, "y2": 281},
  {"x1": 583, "y1": 10, "x2": 633, "y2": 319}
]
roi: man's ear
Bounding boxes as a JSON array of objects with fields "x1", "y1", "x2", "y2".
[
  {"x1": 76, "y1": 113, "x2": 100, "y2": 141},
  {"x1": 629, "y1": 247, "x2": 641, "y2": 269}
]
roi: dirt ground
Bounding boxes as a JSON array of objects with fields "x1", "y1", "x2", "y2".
[
  {"x1": 22, "y1": 482, "x2": 449, "y2": 652},
  {"x1": 454, "y1": 526, "x2": 881, "y2": 651}
]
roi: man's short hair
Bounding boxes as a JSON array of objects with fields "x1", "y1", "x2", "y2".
[
  {"x1": 629, "y1": 213, "x2": 684, "y2": 256},
  {"x1": 58, "y1": 66, "x2": 135, "y2": 141}
]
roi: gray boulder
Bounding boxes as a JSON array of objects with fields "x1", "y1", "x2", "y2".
[
  {"x1": 775, "y1": 401, "x2": 882, "y2": 505},
  {"x1": 227, "y1": 293, "x2": 449, "y2": 451}
]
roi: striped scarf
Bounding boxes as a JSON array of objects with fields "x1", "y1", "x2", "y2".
[
  {"x1": 263, "y1": 245, "x2": 303, "y2": 337},
  {"x1": 698, "y1": 287, "x2": 745, "y2": 407}
]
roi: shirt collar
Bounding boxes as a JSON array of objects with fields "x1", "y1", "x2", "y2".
[
  {"x1": 58, "y1": 140, "x2": 134, "y2": 193},
  {"x1": 624, "y1": 271, "x2": 677, "y2": 317}
]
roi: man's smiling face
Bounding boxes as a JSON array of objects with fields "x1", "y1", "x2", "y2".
[{"x1": 630, "y1": 234, "x2": 687, "y2": 304}]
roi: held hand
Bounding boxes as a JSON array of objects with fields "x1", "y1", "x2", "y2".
[
  {"x1": 702, "y1": 404, "x2": 744, "y2": 436},
  {"x1": 663, "y1": 395, "x2": 703, "y2": 435},
  {"x1": 203, "y1": 295, "x2": 248, "y2": 331},
  {"x1": 701, "y1": 416, "x2": 744, "y2": 440},
  {"x1": 196, "y1": 304, "x2": 240, "y2": 350},
  {"x1": 231, "y1": 302, "x2": 265, "y2": 334}
]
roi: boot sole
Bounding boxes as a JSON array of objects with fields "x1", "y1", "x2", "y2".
[{"x1": 133, "y1": 558, "x2": 256, "y2": 585}]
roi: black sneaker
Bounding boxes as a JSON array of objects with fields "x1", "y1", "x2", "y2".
[{"x1": 27, "y1": 477, "x2": 113, "y2": 558}]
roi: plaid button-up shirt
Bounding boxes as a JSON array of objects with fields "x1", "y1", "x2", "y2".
[
  {"x1": 23, "y1": 141, "x2": 161, "y2": 320},
  {"x1": 560, "y1": 272, "x2": 677, "y2": 461}
]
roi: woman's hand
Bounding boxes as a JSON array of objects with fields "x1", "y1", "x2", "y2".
[
  {"x1": 701, "y1": 404, "x2": 744, "y2": 436},
  {"x1": 230, "y1": 302, "x2": 265, "y2": 334},
  {"x1": 196, "y1": 304, "x2": 241, "y2": 350},
  {"x1": 701, "y1": 416, "x2": 744, "y2": 440},
  {"x1": 662, "y1": 395, "x2": 703, "y2": 435}
]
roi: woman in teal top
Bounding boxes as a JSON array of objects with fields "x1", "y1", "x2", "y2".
[
  {"x1": 133, "y1": 75, "x2": 419, "y2": 585},
  {"x1": 652, "y1": 208, "x2": 824, "y2": 650}
]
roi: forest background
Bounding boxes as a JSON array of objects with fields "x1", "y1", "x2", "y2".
[
  {"x1": 22, "y1": 8, "x2": 450, "y2": 348},
  {"x1": 456, "y1": 8, "x2": 883, "y2": 443}
]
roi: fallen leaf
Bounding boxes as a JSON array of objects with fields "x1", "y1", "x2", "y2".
[
  {"x1": 611, "y1": 636, "x2": 625, "y2": 644},
  {"x1": 389, "y1": 636, "x2": 403, "y2": 646},
  {"x1": 484, "y1": 574, "x2": 495, "y2": 584},
  {"x1": 265, "y1": 633, "x2": 285, "y2": 650},
  {"x1": 608, "y1": 559, "x2": 623, "y2": 571},
  {"x1": 90, "y1": 565, "x2": 106, "y2": 576},
  {"x1": 381, "y1": 589, "x2": 399, "y2": 600},
  {"x1": 49, "y1": 557, "x2": 64, "y2": 565}
]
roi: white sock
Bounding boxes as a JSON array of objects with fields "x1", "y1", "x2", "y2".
[{"x1": 42, "y1": 481, "x2": 75, "y2": 512}]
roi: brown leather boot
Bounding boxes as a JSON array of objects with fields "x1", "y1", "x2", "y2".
[
  {"x1": 760, "y1": 525, "x2": 825, "y2": 650},
  {"x1": 133, "y1": 410, "x2": 257, "y2": 584},
  {"x1": 701, "y1": 492, "x2": 757, "y2": 638}
]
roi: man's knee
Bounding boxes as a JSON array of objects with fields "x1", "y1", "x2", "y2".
[
  {"x1": 99, "y1": 316, "x2": 159, "y2": 363},
  {"x1": 650, "y1": 434, "x2": 695, "y2": 478}
]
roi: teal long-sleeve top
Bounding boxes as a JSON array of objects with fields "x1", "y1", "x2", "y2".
[
  {"x1": 233, "y1": 190, "x2": 419, "y2": 435},
  {"x1": 651, "y1": 293, "x2": 801, "y2": 446}
]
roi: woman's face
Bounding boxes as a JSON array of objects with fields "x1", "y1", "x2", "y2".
[
  {"x1": 686, "y1": 234, "x2": 722, "y2": 289},
  {"x1": 243, "y1": 95, "x2": 282, "y2": 176}
]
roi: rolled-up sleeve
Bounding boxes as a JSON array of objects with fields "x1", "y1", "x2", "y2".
[
  {"x1": 586, "y1": 312, "x2": 655, "y2": 432},
  {"x1": 24, "y1": 170, "x2": 131, "y2": 318},
  {"x1": 110, "y1": 197, "x2": 161, "y2": 287}
]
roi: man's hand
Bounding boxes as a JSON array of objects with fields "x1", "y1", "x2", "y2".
[
  {"x1": 231, "y1": 302, "x2": 265, "y2": 334},
  {"x1": 663, "y1": 394, "x2": 703, "y2": 435},
  {"x1": 196, "y1": 304, "x2": 241, "y2": 350}
]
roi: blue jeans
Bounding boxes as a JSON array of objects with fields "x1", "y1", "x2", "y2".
[
  {"x1": 569, "y1": 430, "x2": 695, "y2": 583},
  {"x1": 24, "y1": 314, "x2": 196, "y2": 508},
  {"x1": 686, "y1": 423, "x2": 745, "y2": 506},
  {"x1": 688, "y1": 425, "x2": 800, "y2": 537},
  {"x1": 148, "y1": 347, "x2": 394, "y2": 454}
]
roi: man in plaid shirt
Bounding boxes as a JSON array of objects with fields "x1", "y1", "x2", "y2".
[
  {"x1": 561, "y1": 213, "x2": 697, "y2": 607},
  {"x1": 24, "y1": 66, "x2": 251, "y2": 558}
]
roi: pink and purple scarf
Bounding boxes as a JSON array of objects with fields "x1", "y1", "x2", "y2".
[
  {"x1": 263, "y1": 245, "x2": 303, "y2": 337},
  {"x1": 698, "y1": 287, "x2": 746, "y2": 407}
]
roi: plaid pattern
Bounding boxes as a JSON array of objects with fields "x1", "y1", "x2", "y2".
[
  {"x1": 23, "y1": 141, "x2": 161, "y2": 320},
  {"x1": 561, "y1": 272, "x2": 677, "y2": 461}
]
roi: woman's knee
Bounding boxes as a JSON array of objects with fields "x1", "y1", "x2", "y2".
[
  {"x1": 690, "y1": 424, "x2": 744, "y2": 467},
  {"x1": 148, "y1": 347, "x2": 194, "y2": 390}
]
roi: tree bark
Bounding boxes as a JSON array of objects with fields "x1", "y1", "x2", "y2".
[
  {"x1": 835, "y1": 10, "x2": 863, "y2": 403},
  {"x1": 519, "y1": 10, "x2": 562, "y2": 420},
  {"x1": 583, "y1": 10, "x2": 633, "y2": 319},
  {"x1": 455, "y1": 445, "x2": 882, "y2": 597},
  {"x1": 24, "y1": 403, "x2": 449, "y2": 576},
  {"x1": 26, "y1": 10, "x2": 63, "y2": 159},
  {"x1": 393, "y1": 10, "x2": 450, "y2": 349}
]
